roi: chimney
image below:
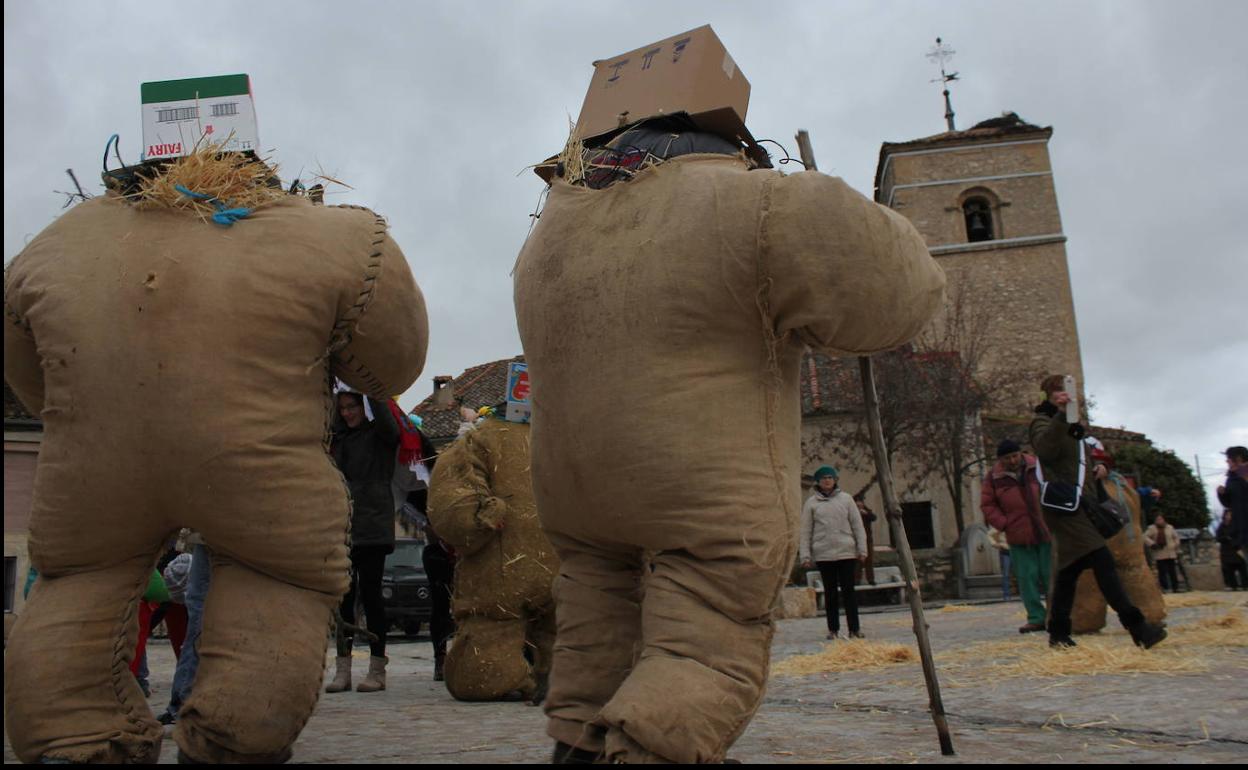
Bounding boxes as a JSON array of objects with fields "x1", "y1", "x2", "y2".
[{"x1": 432, "y1": 376, "x2": 455, "y2": 407}]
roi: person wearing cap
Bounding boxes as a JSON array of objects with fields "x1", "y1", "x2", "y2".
[
  {"x1": 980, "y1": 439, "x2": 1051, "y2": 633},
  {"x1": 1217, "y1": 446, "x2": 1248, "y2": 567},
  {"x1": 800, "y1": 467, "x2": 868, "y2": 640},
  {"x1": 1029, "y1": 375, "x2": 1166, "y2": 650}
]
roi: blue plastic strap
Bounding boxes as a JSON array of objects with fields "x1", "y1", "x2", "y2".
[{"x1": 175, "y1": 185, "x2": 251, "y2": 226}]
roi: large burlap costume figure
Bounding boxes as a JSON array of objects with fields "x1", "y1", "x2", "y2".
[
  {"x1": 3, "y1": 160, "x2": 427, "y2": 763},
  {"x1": 1072, "y1": 470, "x2": 1166, "y2": 633},
  {"x1": 514, "y1": 152, "x2": 945, "y2": 762},
  {"x1": 427, "y1": 415, "x2": 558, "y2": 701}
]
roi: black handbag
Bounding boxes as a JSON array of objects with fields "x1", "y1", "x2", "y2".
[{"x1": 1086, "y1": 493, "x2": 1128, "y2": 540}]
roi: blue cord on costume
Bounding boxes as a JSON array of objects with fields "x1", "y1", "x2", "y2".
[{"x1": 174, "y1": 184, "x2": 252, "y2": 226}]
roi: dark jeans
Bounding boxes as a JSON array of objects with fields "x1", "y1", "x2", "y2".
[
  {"x1": 817, "y1": 559, "x2": 860, "y2": 635},
  {"x1": 165, "y1": 544, "x2": 211, "y2": 719},
  {"x1": 1050, "y1": 547, "x2": 1144, "y2": 639},
  {"x1": 339, "y1": 545, "x2": 389, "y2": 658},
  {"x1": 1156, "y1": 558, "x2": 1179, "y2": 592},
  {"x1": 1222, "y1": 554, "x2": 1248, "y2": 589},
  {"x1": 422, "y1": 542, "x2": 456, "y2": 657}
]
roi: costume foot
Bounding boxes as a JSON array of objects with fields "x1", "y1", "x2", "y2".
[{"x1": 1018, "y1": 623, "x2": 1046, "y2": 634}]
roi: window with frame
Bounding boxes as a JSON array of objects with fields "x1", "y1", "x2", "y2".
[{"x1": 211, "y1": 102, "x2": 239, "y2": 117}]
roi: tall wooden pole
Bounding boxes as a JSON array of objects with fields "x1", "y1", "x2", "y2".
[{"x1": 795, "y1": 130, "x2": 956, "y2": 756}]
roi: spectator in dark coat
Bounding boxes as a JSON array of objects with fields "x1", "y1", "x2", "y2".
[
  {"x1": 1028, "y1": 375, "x2": 1166, "y2": 650},
  {"x1": 326, "y1": 390, "x2": 400, "y2": 694},
  {"x1": 1217, "y1": 446, "x2": 1248, "y2": 566},
  {"x1": 1215, "y1": 510, "x2": 1247, "y2": 590}
]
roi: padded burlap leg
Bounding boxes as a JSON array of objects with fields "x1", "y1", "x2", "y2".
[
  {"x1": 1115, "y1": 561, "x2": 1166, "y2": 625},
  {"x1": 3, "y1": 555, "x2": 162, "y2": 764},
  {"x1": 597, "y1": 550, "x2": 784, "y2": 764},
  {"x1": 1071, "y1": 570, "x2": 1107, "y2": 633},
  {"x1": 543, "y1": 542, "x2": 644, "y2": 755},
  {"x1": 173, "y1": 558, "x2": 335, "y2": 764},
  {"x1": 444, "y1": 615, "x2": 533, "y2": 701}
]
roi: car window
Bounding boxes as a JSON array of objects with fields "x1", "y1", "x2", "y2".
[{"x1": 388, "y1": 542, "x2": 424, "y2": 570}]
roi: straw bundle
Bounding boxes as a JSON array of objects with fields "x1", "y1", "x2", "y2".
[
  {"x1": 772, "y1": 639, "x2": 916, "y2": 677},
  {"x1": 131, "y1": 138, "x2": 284, "y2": 218}
]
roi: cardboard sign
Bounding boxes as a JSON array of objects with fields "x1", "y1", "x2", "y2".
[
  {"x1": 140, "y1": 74, "x2": 258, "y2": 161},
  {"x1": 505, "y1": 362, "x2": 531, "y2": 424},
  {"x1": 573, "y1": 25, "x2": 751, "y2": 144}
]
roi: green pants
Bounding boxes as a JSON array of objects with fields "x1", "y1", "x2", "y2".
[{"x1": 1010, "y1": 542, "x2": 1052, "y2": 625}]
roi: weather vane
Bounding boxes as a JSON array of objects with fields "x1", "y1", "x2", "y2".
[{"x1": 926, "y1": 37, "x2": 959, "y2": 131}]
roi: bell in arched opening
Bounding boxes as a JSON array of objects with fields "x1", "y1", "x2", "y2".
[{"x1": 963, "y1": 198, "x2": 994, "y2": 242}]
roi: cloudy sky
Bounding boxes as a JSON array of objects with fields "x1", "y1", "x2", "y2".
[{"x1": 5, "y1": 1, "x2": 1245, "y2": 513}]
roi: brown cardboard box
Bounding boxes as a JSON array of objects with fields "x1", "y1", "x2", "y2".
[{"x1": 574, "y1": 25, "x2": 752, "y2": 145}]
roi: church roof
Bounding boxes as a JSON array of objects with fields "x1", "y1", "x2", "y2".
[{"x1": 874, "y1": 112, "x2": 1052, "y2": 198}]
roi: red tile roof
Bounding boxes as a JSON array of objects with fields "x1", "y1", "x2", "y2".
[{"x1": 411, "y1": 356, "x2": 524, "y2": 441}]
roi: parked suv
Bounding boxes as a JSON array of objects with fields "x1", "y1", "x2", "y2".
[{"x1": 382, "y1": 538, "x2": 432, "y2": 637}]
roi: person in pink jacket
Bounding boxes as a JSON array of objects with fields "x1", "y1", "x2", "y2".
[{"x1": 981, "y1": 440, "x2": 1052, "y2": 633}]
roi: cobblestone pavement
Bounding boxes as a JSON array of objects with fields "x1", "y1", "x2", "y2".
[{"x1": 5, "y1": 593, "x2": 1246, "y2": 763}]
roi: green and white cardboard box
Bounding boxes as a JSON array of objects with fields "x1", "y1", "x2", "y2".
[{"x1": 140, "y1": 74, "x2": 258, "y2": 161}]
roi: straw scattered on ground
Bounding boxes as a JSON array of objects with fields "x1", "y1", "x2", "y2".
[
  {"x1": 772, "y1": 639, "x2": 917, "y2": 677},
  {"x1": 1162, "y1": 591, "x2": 1243, "y2": 609},
  {"x1": 936, "y1": 602, "x2": 983, "y2": 613},
  {"x1": 934, "y1": 606, "x2": 1244, "y2": 683}
]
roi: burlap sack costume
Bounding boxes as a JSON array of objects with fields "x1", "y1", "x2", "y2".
[
  {"x1": 513, "y1": 154, "x2": 945, "y2": 763},
  {"x1": 3, "y1": 177, "x2": 427, "y2": 763},
  {"x1": 1072, "y1": 474, "x2": 1166, "y2": 633},
  {"x1": 427, "y1": 417, "x2": 558, "y2": 700}
]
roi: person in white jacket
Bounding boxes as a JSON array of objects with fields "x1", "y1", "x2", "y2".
[{"x1": 800, "y1": 466, "x2": 868, "y2": 640}]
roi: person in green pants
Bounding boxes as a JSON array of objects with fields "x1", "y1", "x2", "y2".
[{"x1": 981, "y1": 440, "x2": 1052, "y2": 633}]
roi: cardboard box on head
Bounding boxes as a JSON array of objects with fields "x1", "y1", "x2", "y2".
[
  {"x1": 140, "y1": 74, "x2": 259, "y2": 160},
  {"x1": 575, "y1": 25, "x2": 751, "y2": 145},
  {"x1": 536, "y1": 25, "x2": 765, "y2": 182}
]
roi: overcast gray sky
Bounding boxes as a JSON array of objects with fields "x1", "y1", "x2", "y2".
[{"x1": 5, "y1": 1, "x2": 1246, "y2": 515}]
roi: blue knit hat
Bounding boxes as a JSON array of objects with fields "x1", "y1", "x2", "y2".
[{"x1": 814, "y1": 466, "x2": 838, "y2": 481}]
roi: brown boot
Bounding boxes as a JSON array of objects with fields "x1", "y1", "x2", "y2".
[
  {"x1": 356, "y1": 655, "x2": 387, "y2": 692},
  {"x1": 324, "y1": 656, "x2": 352, "y2": 693}
]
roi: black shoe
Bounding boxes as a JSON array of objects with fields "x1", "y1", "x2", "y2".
[
  {"x1": 552, "y1": 741, "x2": 602, "y2": 764},
  {"x1": 158, "y1": 711, "x2": 177, "y2": 726},
  {"x1": 1131, "y1": 622, "x2": 1167, "y2": 650},
  {"x1": 848, "y1": 631, "x2": 865, "y2": 639},
  {"x1": 1049, "y1": 636, "x2": 1077, "y2": 649}
]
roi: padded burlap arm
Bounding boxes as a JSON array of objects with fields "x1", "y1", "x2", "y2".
[
  {"x1": 3, "y1": 262, "x2": 45, "y2": 414},
  {"x1": 330, "y1": 213, "x2": 428, "y2": 401},
  {"x1": 762, "y1": 171, "x2": 945, "y2": 354},
  {"x1": 427, "y1": 431, "x2": 504, "y2": 557}
]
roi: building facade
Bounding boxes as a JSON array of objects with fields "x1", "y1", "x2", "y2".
[{"x1": 875, "y1": 113, "x2": 1086, "y2": 412}]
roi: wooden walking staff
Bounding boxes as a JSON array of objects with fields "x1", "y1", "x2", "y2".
[{"x1": 795, "y1": 130, "x2": 956, "y2": 757}]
